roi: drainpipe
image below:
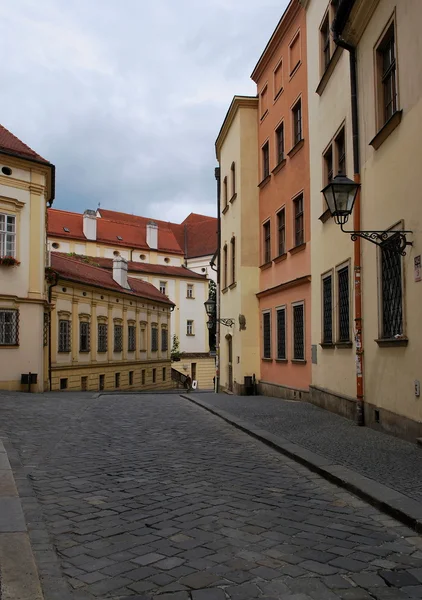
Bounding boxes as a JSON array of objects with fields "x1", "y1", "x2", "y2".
[
  {"x1": 333, "y1": 33, "x2": 364, "y2": 426},
  {"x1": 47, "y1": 273, "x2": 59, "y2": 391},
  {"x1": 214, "y1": 166, "x2": 221, "y2": 394}
]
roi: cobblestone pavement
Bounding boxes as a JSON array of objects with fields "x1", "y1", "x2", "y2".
[
  {"x1": 1, "y1": 392, "x2": 422, "y2": 600},
  {"x1": 198, "y1": 393, "x2": 422, "y2": 505}
]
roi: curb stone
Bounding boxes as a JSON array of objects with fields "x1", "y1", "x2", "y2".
[
  {"x1": 0, "y1": 438, "x2": 44, "y2": 600},
  {"x1": 181, "y1": 394, "x2": 422, "y2": 534}
]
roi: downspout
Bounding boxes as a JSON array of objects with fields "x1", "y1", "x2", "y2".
[
  {"x1": 47, "y1": 273, "x2": 59, "y2": 391},
  {"x1": 214, "y1": 166, "x2": 221, "y2": 394},
  {"x1": 333, "y1": 32, "x2": 364, "y2": 426}
]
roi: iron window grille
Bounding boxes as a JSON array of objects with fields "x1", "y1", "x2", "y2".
[
  {"x1": 294, "y1": 195, "x2": 304, "y2": 247},
  {"x1": 380, "y1": 24, "x2": 397, "y2": 124},
  {"x1": 322, "y1": 275, "x2": 333, "y2": 344},
  {"x1": 0, "y1": 309, "x2": 19, "y2": 345},
  {"x1": 263, "y1": 312, "x2": 271, "y2": 359},
  {"x1": 263, "y1": 221, "x2": 271, "y2": 263},
  {"x1": 128, "y1": 325, "x2": 136, "y2": 352},
  {"x1": 58, "y1": 319, "x2": 71, "y2": 352},
  {"x1": 276, "y1": 308, "x2": 286, "y2": 360},
  {"x1": 98, "y1": 323, "x2": 108, "y2": 352},
  {"x1": 151, "y1": 325, "x2": 158, "y2": 351},
  {"x1": 0, "y1": 214, "x2": 16, "y2": 258},
  {"x1": 114, "y1": 324, "x2": 123, "y2": 352},
  {"x1": 338, "y1": 266, "x2": 350, "y2": 341},
  {"x1": 262, "y1": 142, "x2": 270, "y2": 179},
  {"x1": 161, "y1": 328, "x2": 168, "y2": 351},
  {"x1": 335, "y1": 128, "x2": 346, "y2": 176},
  {"x1": 79, "y1": 322, "x2": 90, "y2": 352},
  {"x1": 231, "y1": 237, "x2": 236, "y2": 284},
  {"x1": 277, "y1": 209, "x2": 286, "y2": 256},
  {"x1": 43, "y1": 313, "x2": 49, "y2": 347},
  {"x1": 381, "y1": 238, "x2": 403, "y2": 338},
  {"x1": 293, "y1": 100, "x2": 302, "y2": 145},
  {"x1": 276, "y1": 123, "x2": 285, "y2": 163},
  {"x1": 186, "y1": 320, "x2": 194, "y2": 336},
  {"x1": 293, "y1": 304, "x2": 305, "y2": 360}
]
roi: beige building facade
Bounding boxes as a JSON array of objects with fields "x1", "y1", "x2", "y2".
[{"x1": 216, "y1": 97, "x2": 261, "y2": 394}]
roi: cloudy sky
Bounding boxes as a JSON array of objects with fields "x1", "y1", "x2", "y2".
[{"x1": 1, "y1": 0, "x2": 288, "y2": 222}]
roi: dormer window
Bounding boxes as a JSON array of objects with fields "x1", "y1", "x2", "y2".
[
  {"x1": 117, "y1": 236, "x2": 123, "y2": 241},
  {"x1": 63, "y1": 227, "x2": 70, "y2": 233}
]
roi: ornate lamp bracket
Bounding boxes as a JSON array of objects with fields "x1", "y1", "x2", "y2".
[{"x1": 340, "y1": 224, "x2": 413, "y2": 256}]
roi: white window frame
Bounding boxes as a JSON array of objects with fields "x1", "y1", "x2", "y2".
[
  {"x1": 186, "y1": 320, "x2": 194, "y2": 336},
  {"x1": 187, "y1": 284, "x2": 194, "y2": 298},
  {"x1": 159, "y1": 281, "x2": 167, "y2": 295},
  {"x1": 0, "y1": 213, "x2": 16, "y2": 258}
]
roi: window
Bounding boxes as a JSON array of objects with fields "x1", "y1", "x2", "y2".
[
  {"x1": 322, "y1": 274, "x2": 333, "y2": 344},
  {"x1": 263, "y1": 312, "x2": 271, "y2": 359},
  {"x1": 114, "y1": 324, "x2": 123, "y2": 352},
  {"x1": 43, "y1": 313, "x2": 49, "y2": 347},
  {"x1": 141, "y1": 369, "x2": 146, "y2": 385},
  {"x1": 81, "y1": 376, "x2": 88, "y2": 391},
  {"x1": 231, "y1": 162, "x2": 236, "y2": 197},
  {"x1": 128, "y1": 324, "x2": 136, "y2": 352},
  {"x1": 187, "y1": 320, "x2": 194, "y2": 336},
  {"x1": 262, "y1": 142, "x2": 270, "y2": 179},
  {"x1": 129, "y1": 371, "x2": 134, "y2": 385},
  {"x1": 161, "y1": 327, "x2": 168, "y2": 351},
  {"x1": 381, "y1": 238, "x2": 403, "y2": 338},
  {"x1": 99, "y1": 374, "x2": 105, "y2": 390},
  {"x1": 338, "y1": 266, "x2": 350, "y2": 342},
  {"x1": 151, "y1": 324, "x2": 158, "y2": 351},
  {"x1": 0, "y1": 309, "x2": 19, "y2": 345},
  {"x1": 335, "y1": 127, "x2": 346, "y2": 176},
  {"x1": 0, "y1": 214, "x2": 16, "y2": 258},
  {"x1": 377, "y1": 22, "x2": 397, "y2": 126},
  {"x1": 79, "y1": 322, "x2": 90, "y2": 353},
  {"x1": 230, "y1": 237, "x2": 236, "y2": 284},
  {"x1": 263, "y1": 221, "x2": 271, "y2": 263},
  {"x1": 60, "y1": 378, "x2": 68, "y2": 390},
  {"x1": 98, "y1": 323, "x2": 108, "y2": 353},
  {"x1": 58, "y1": 319, "x2": 71, "y2": 352},
  {"x1": 274, "y1": 60, "x2": 283, "y2": 97},
  {"x1": 152, "y1": 368, "x2": 156, "y2": 383},
  {"x1": 324, "y1": 146, "x2": 333, "y2": 185},
  {"x1": 260, "y1": 85, "x2": 268, "y2": 119},
  {"x1": 293, "y1": 303, "x2": 305, "y2": 360},
  {"x1": 140, "y1": 322, "x2": 147, "y2": 351},
  {"x1": 187, "y1": 284, "x2": 194, "y2": 298},
  {"x1": 223, "y1": 244, "x2": 228, "y2": 288},
  {"x1": 223, "y1": 177, "x2": 228, "y2": 209},
  {"x1": 321, "y1": 13, "x2": 330, "y2": 71},
  {"x1": 277, "y1": 209, "x2": 285, "y2": 256},
  {"x1": 289, "y1": 31, "x2": 301, "y2": 75},
  {"x1": 276, "y1": 123, "x2": 285, "y2": 164},
  {"x1": 162, "y1": 367, "x2": 166, "y2": 382},
  {"x1": 294, "y1": 195, "x2": 304, "y2": 247},
  {"x1": 115, "y1": 372, "x2": 120, "y2": 388},
  {"x1": 159, "y1": 281, "x2": 167, "y2": 295},
  {"x1": 292, "y1": 99, "x2": 302, "y2": 145},
  {"x1": 276, "y1": 307, "x2": 286, "y2": 360}
]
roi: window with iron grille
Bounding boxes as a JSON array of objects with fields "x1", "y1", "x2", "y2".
[
  {"x1": 129, "y1": 371, "x2": 134, "y2": 385},
  {"x1": 292, "y1": 99, "x2": 302, "y2": 145},
  {"x1": 322, "y1": 275, "x2": 333, "y2": 344},
  {"x1": 262, "y1": 142, "x2": 270, "y2": 179},
  {"x1": 276, "y1": 123, "x2": 284, "y2": 164},
  {"x1": 58, "y1": 319, "x2": 70, "y2": 352},
  {"x1": 151, "y1": 324, "x2": 158, "y2": 351},
  {"x1": 43, "y1": 313, "x2": 49, "y2": 347},
  {"x1": 263, "y1": 221, "x2": 271, "y2": 263},
  {"x1": 321, "y1": 13, "x2": 330, "y2": 71},
  {"x1": 0, "y1": 214, "x2": 16, "y2": 258},
  {"x1": 231, "y1": 236, "x2": 236, "y2": 284},
  {"x1": 223, "y1": 244, "x2": 228, "y2": 288},
  {"x1": 159, "y1": 281, "x2": 166, "y2": 295},
  {"x1": 128, "y1": 324, "x2": 136, "y2": 352},
  {"x1": 294, "y1": 195, "x2": 304, "y2": 247},
  {"x1": 276, "y1": 307, "x2": 286, "y2": 360},
  {"x1": 263, "y1": 312, "x2": 271, "y2": 359},
  {"x1": 324, "y1": 146, "x2": 333, "y2": 185},
  {"x1": 79, "y1": 322, "x2": 90, "y2": 352},
  {"x1": 277, "y1": 209, "x2": 285, "y2": 256},
  {"x1": 293, "y1": 303, "x2": 305, "y2": 360},
  {"x1": 161, "y1": 327, "x2": 168, "y2": 351},
  {"x1": 338, "y1": 266, "x2": 350, "y2": 341},
  {"x1": 0, "y1": 309, "x2": 19, "y2": 345},
  {"x1": 114, "y1": 324, "x2": 123, "y2": 352},
  {"x1": 186, "y1": 320, "x2": 194, "y2": 336},
  {"x1": 98, "y1": 323, "x2": 108, "y2": 352},
  {"x1": 152, "y1": 368, "x2": 156, "y2": 383},
  {"x1": 378, "y1": 23, "x2": 397, "y2": 125},
  {"x1": 335, "y1": 127, "x2": 346, "y2": 176},
  {"x1": 381, "y1": 238, "x2": 403, "y2": 338}
]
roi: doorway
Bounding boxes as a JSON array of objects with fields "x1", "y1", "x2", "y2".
[{"x1": 191, "y1": 362, "x2": 197, "y2": 383}]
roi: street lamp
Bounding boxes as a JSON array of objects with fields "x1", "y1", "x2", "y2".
[
  {"x1": 322, "y1": 173, "x2": 412, "y2": 256},
  {"x1": 204, "y1": 296, "x2": 235, "y2": 328}
]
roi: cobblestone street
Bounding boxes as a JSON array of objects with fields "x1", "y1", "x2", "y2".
[{"x1": 1, "y1": 392, "x2": 422, "y2": 600}]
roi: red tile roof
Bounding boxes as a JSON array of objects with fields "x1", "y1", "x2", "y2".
[
  {"x1": 50, "y1": 253, "x2": 174, "y2": 305},
  {"x1": 0, "y1": 124, "x2": 49, "y2": 164},
  {"x1": 185, "y1": 219, "x2": 218, "y2": 258},
  {"x1": 182, "y1": 213, "x2": 216, "y2": 225}
]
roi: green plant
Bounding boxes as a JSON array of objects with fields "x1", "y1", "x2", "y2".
[
  {"x1": 171, "y1": 334, "x2": 181, "y2": 361},
  {"x1": 0, "y1": 256, "x2": 20, "y2": 266}
]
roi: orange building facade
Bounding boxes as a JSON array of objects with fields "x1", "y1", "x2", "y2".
[{"x1": 252, "y1": 0, "x2": 311, "y2": 399}]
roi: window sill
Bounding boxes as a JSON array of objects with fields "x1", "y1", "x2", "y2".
[
  {"x1": 272, "y1": 159, "x2": 286, "y2": 176},
  {"x1": 222, "y1": 205, "x2": 229, "y2": 215},
  {"x1": 229, "y1": 282, "x2": 237, "y2": 290},
  {"x1": 320, "y1": 342, "x2": 335, "y2": 349},
  {"x1": 289, "y1": 242, "x2": 306, "y2": 255},
  {"x1": 316, "y1": 46, "x2": 343, "y2": 96},
  {"x1": 186, "y1": 296, "x2": 195, "y2": 300},
  {"x1": 260, "y1": 110, "x2": 269, "y2": 122},
  {"x1": 58, "y1": 350, "x2": 71, "y2": 354},
  {"x1": 0, "y1": 344, "x2": 19, "y2": 349},
  {"x1": 336, "y1": 341, "x2": 353, "y2": 348},
  {"x1": 262, "y1": 357, "x2": 273, "y2": 362},
  {"x1": 292, "y1": 359, "x2": 307, "y2": 364},
  {"x1": 258, "y1": 175, "x2": 271, "y2": 189},
  {"x1": 229, "y1": 193, "x2": 237, "y2": 204},
  {"x1": 273, "y1": 253, "x2": 287, "y2": 264},
  {"x1": 289, "y1": 61, "x2": 301, "y2": 80},
  {"x1": 80, "y1": 350, "x2": 90, "y2": 353},
  {"x1": 97, "y1": 350, "x2": 107, "y2": 353},
  {"x1": 375, "y1": 337, "x2": 408, "y2": 348},
  {"x1": 259, "y1": 261, "x2": 272, "y2": 271},
  {"x1": 369, "y1": 110, "x2": 403, "y2": 151},
  {"x1": 319, "y1": 208, "x2": 331, "y2": 223},
  {"x1": 275, "y1": 358, "x2": 288, "y2": 363},
  {"x1": 287, "y1": 138, "x2": 304, "y2": 159},
  {"x1": 222, "y1": 287, "x2": 229, "y2": 294},
  {"x1": 186, "y1": 334, "x2": 195, "y2": 337},
  {"x1": 274, "y1": 88, "x2": 284, "y2": 102}
]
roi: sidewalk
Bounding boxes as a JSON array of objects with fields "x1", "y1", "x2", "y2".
[{"x1": 181, "y1": 393, "x2": 422, "y2": 532}]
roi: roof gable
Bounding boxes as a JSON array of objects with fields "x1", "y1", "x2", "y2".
[{"x1": 0, "y1": 124, "x2": 49, "y2": 164}]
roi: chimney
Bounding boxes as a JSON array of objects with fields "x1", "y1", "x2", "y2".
[
  {"x1": 83, "y1": 209, "x2": 97, "y2": 241},
  {"x1": 113, "y1": 256, "x2": 130, "y2": 289},
  {"x1": 146, "y1": 220, "x2": 158, "y2": 249}
]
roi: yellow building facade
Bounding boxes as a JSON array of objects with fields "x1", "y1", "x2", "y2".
[{"x1": 216, "y1": 97, "x2": 261, "y2": 394}]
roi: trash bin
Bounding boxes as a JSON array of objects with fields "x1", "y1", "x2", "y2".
[{"x1": 244, "y1": 376, "x2": 253, "y2": 396}]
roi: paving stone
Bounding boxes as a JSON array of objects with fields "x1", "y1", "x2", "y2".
[
  {"x1": 131, "y1": 552, "x2": 166, "y2": 566},
  {"x1": 299, "y1": 560, "x2": 340, "y2": 575},
  {"x1": 155, "y1": 556, "x2": 185, "y2": 570},
  {"x1": 225, "y1": 582, "x2": 261, "y2": 599},
  {"x1": 191, "y1": 589, "x2": 227, "y2": 600},
  {"x1": 152, "y1": 593, "x2": 190, "y2": 600},
  {"x1": 180, "y1": 572, "x2": 221, "y2": 589},
  {"x1": 351, "y1": 573, "x2": 387, "y2": 588},
  {"x1": 379, "y1": 570, "x2": 420, "y2": 587},
  {"x1": 329, "y1": 557, "x2": 367, "y2": 572}
]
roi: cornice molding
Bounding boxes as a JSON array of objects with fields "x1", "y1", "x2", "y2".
[
  {"x1": 215, "y1": 96, "x2": 258, "y2": 160},
  {"x1": 341, "y1": 0, "x2": 381, "y2": 45}
]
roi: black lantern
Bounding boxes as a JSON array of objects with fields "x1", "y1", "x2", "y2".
[
  {"x1": 207, "y1": 319, "x2": 214, "y2": 330},
  {"x1": 204, "y1": 297, "x2": 216, "y2": 318},
  {"x1": 321, "y1": 174, "x2": 360, "y2": 225}
]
